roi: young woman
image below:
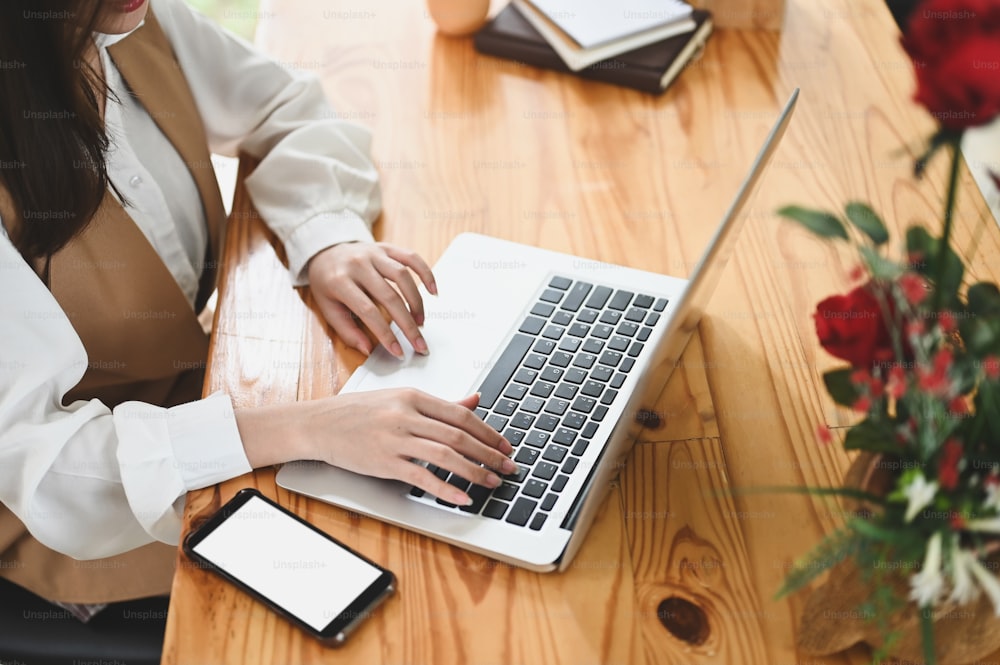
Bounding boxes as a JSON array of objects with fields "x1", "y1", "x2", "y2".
[{"x1": 0, "y1": 0, "x2": 513, "y2": 608}]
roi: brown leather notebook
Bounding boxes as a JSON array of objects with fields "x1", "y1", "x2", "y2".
[{"x1": 474, "y1": 4, "x2": 713, "y2": 94}]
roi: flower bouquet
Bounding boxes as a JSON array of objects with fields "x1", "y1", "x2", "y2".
[{"x1": 773, "y1": 1, "x2": 1000, "y2": 662}]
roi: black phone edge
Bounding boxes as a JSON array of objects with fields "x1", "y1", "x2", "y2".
[{"x1": 181, "y1": 487, "x2": 396, "y2": 646}]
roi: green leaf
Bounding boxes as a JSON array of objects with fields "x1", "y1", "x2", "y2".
[
  {"x1": 823, "y1": 368, "x2": 861, "y2": 407},
  {"x1": 775, "y1": 528, "x2": 857, "y2": 599},
  {"x1": 844, "y1": 419, "x2": 900, "y2": 454},
  {"x1": 845, "y1": 202, "x2": 889, "y2": 245},
  {"x1": 968, "y1": 282, "x2": 1000, "y2": 317},
  {"x1": 858, "y1": 245, "x2": 900, "y2": 281},
  {"x1": 848, "y1": 517, "x2": 913, "y2": 544},
  {"x1": 778, "y1": 206, "x2": 850, "y2": 241}
]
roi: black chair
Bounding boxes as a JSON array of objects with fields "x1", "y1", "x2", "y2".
[{"x1": 0, "y1": 578, "x2": 167, "y2": 665}]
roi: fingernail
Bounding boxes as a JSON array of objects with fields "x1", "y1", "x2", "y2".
[
  {"x1": 414, "y1": 336, "x2": 429, "y2": 355},
  {"x1": 430, "y1": 281, "x2": 439, "y2": 296},
  {"x1": 502, "y1": 459, "x2": 517, "y2": 474},
  {"x1": 358, "y1": 341, "x2": 372, "y2": 355},
  {"x1": 391, "y1": 342, "x2": 403, "y2": 358},
  {"x1": 454, "y1": 492, "x2": 473, "y2": 506},
  {"x1": 485, "y1": 473, "x2": 501, "y2": 488},
  {"x1": 416, "y1": 313, "x2": 426, "y2": 326}
]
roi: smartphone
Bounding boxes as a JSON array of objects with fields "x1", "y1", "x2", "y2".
[{"x1": 182, "y1": 488, "x2": 396, "y2": 645}]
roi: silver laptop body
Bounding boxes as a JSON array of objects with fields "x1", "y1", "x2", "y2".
[{"x1": 276, "y1": 90, "x2": 798, "y2": 572}]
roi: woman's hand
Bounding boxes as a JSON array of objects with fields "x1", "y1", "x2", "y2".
[
  {"x1": 237, "y1": 390, "x2": 516, "y2": 506},
  {"x1": 306, "y1": 242, "x2": 437, "y2": 358}
]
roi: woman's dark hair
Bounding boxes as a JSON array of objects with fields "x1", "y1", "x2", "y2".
[{"x1": 0, "y1": 0, "x2": 112, "y2": 261}]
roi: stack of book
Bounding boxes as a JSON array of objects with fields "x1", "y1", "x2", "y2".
[{"x1": 474, "y1": 0, "x2": 713, "y2": 94}]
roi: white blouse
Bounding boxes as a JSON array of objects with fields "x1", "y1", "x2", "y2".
[{"x1": 0, "y1": 0, "x2": 380, "y2": 560}]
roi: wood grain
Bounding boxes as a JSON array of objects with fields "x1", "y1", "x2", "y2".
[{"x1": 163, "y1": 0, "x2": 1000, "y2": 663}]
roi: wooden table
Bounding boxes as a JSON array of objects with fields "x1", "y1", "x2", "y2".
[{"x1": 163, "y1": 0, "x2": 1000, "y2": 663}]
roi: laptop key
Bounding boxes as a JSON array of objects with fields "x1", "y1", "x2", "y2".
[
  {"x1": 571, "y1": 396, "x2": 596, "y2": 414},
  {"x1": 634, "y1": 294, "x2": 655, "y2": 309},
  {"x1": 592, "y1": 324, "x2": 613, "y2": 339},
  {"x1": 562, "y1": 458, "x2": 579, "y2": 474},
  {"x1": 514, "y1": 448, "x2": 540, "y2": 465},
  {"x1": 514, "y1": 368, "x2": 538, "y2": 385},
  {"x1": 552, "y1": 475, "x2": 569, "y2": 492},
  {"x1": 540, "y1": 366, "x2": 564, "y2": 383},
  {"x1": 572, "y1": 353, "x2": 597, "y2": 369},
  {"x1": 535, "y1": 414, "x2": 559, "y2": 431},
  {"x1": 577, "y1": 308, "x2": 599, "y2": 323},
  {"x1": 447, "y1": 475, "x2": 472, "y2": 495},
  {"x1": 543, "y1": 399, "x2": 570, "y2": 416},
  {"x1": 582, "y1": 380, "x2": 604, "y2": 397},
  {"x1": 600, "y1": 389, "x2": 618, "y2": 405},
  {"x1": 541, "y1": 493, "x2": 558, "y2": 511},
  {"x1": 530, "y1": 302, "x2": 555, "y2": 317},
  {"x1": 554, "y1": 383, "x2": 578, "y2": 399},
  {"x1": 554, "y1": 427, "x2": 577, "y2": 446},
  {"x1": 523, "y1": 479, "x2": 547, "y2": 498},
  {"x1": 581, "y1": 422, "x2": 599, "y2": 439},
  {"x1": 582, "y1": 338, "x2": 605, "y2": 354},
  {"x1": 483, "y1": 500, "x2": 509, "y2": 520},
  {"x1": 593, "y1": 406, "x2": 609, "y2": 422},
  {"x1": 608, "y1": 336, "x2": 630, "y2": 352},
  {"x1": 616, "y1": 322, "x2": 639, "y2": 337},
  {"x1": 461, "y1": 483, "x2": 494, "y2": 514},
  {"x1": 474, "y1": 407, "x2": 488, "y2": 420},
  {"x1": 585, "y1": 285, "x2": 612, "y2": 309},
  {"x1": 611, "y1": 373, "x2": 626, "y2": 389},
  {"x1": 542, "y1": 325, "x2": 565, "y2": 340},
  {"x1": 511, "y1": 412, "x2": 535, "y2": 430},
  {"x1": 505, "y1": 465, "x2": 529, "y2": 483},
  {"x1": 552, "y1": 311, "x2": 574, "y2": 327},
  {"x1": 558, "y1": 337, "x2": 581, "y2": 353},
  {"x1": 568, "y1": 323, "x2": 591, "y2": 338},
  {"x1": 645, "y1": 312, "x2": 661, "y2": 326},
  {"x1": 549, "y1": 276, "x2": 572, "y2": 290},
  {"x1": 542, "y1": 445, "x2": 568, "y2": 463},
  {"x1": 522, "y1": 397, "x2": 545, "y2": 413},
  {"x1": 608, "y1": 290, "x2": 633, "y2": 311},
  {"x1": 505, "y1": 497, "x2": 538, "y2": 526},
  {"x1": 494, "y1": 482, "x2": 518, "y2": 501},
  {"x1": 590, "y1": 366, "x2": 613, "y2": 382},
  {"x1": 485, "y1": 414, "x2": 509, "y2": 432},
  {"x1": 524, "y1": 353, "x2": 546, "y2": 370},
  {"x1": 628, "y1": 341, "x2": 644, "y2": 357},
  {"x1": 625, "y1": 307, "x2": 645, "y2": 323},
  {"x1": 524, "y1": 431, "x2": 550, "y2": 448},
  {"x1": 550, "y1": 352, "x2": 573, "y2": 368},
  {"x1": 599, "y1": 350, "x2": 623, "y2": 367},
  {"x1": 533, "y1": 339, "x2": 555, "y2": 355},
  {"x1": 532, "y1": 462, "x2": 558, "y2": 480},
  {"x1": 503, "y1": 428, "x2": 525, "y2": 446},
  {"x1": 503, "y1": 384, "x2": 528, "y2": 400},
  {"x1": 620, "y1": 357, "x2": 636, "y2": 373},
  {"x1": 565, "y1": 368, "x2": 587, "y2": 384},
  {"x1": 476, "y1": 334, "x2": 533, "y2": 409},
  {"x1": 638, "y1": 327, "x2": 653, "y2": 342},
  {"x1": 494, "y1": 399, "x2": 518, "y2": 415},
  {"x1": 529, "y1": 381, "x2": 555, "y2": 398},
  {"x1": 540, "y1": 289, "x2": 563, "y2": 303},
  {"x1": 563, "y1": 412, "x2": 586, "y2": 430},
  {"x1": 653, "y1": 297, "x2": 668, "y2": 312},
  {"x1": 560, "y1": 282, "x2": 593, "y2": 312},
  {"x1": 409, "y1": 486, "x2": 425, "y2": 498},
  {"x1": 519, "y1": 316, "x2": 545, "y2": 335},
  {"x1": 571, "y1": 438, "x2": 590, "y2": 456},
  {"x1": 599, "y1": 310, "x2": 622, "y2": 324},
  {"x1": 529, "y1": 513, "x2": 548, "y2": 531}
]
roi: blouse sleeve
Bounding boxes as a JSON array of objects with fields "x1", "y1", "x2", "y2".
[
  {"x1": 152, "y1": 0, "x2": 382, "y2": 285},
  {"x1": 0, "y1": 229, "x2": 251, "y2": 559}
]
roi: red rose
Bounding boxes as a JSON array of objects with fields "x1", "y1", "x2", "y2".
[
  {"x1": 902, "y1": 0, "x2": 1000, "y2": 129},
  {"x1": 814, "y1": 284, "x2": 895, "y2": 368},
  {"x1": 938, "y1": 438, "x2": 964, "y2": 491}
]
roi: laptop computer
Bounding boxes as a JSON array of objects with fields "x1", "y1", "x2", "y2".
[{"x1": 276, "y1": 89, "x2": 799, "y2": 572}]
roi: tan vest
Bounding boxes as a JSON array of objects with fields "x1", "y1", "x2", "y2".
[{"x1": 0, "y1": 10, "x2": 228, "y2": 603}]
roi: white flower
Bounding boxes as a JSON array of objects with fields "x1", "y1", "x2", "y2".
[
  {"x1": 966, "y1": 554, "x2": 1000, "y2": 617},
  {"x1": 964, "y1": 517, "x2": 1000, "y2": 534},
  {"x1": 947, "y1": 545, "x2": 980, "y2": 605},
  {"x1": 909, "y1": 531, "x2": 945, "y2": 607},
  {"x1": 903, "y1": 472, "x2": 939, "y2": 523},
  {"x1": 984, "y1": 482, "x2": 1000, "y2": 512}
]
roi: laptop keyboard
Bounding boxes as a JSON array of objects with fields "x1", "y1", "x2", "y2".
[{"x1": 409, "y1": 275, "x2": 667, "y2": 530}]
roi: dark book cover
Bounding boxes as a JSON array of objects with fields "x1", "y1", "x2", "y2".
[{"x1": 474, "y1": 5, "x2": 713, "y2": 95}]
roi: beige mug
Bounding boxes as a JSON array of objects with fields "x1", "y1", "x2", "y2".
[{"x1": 426, "y1": 0, "x2": 491, "y2": 36}]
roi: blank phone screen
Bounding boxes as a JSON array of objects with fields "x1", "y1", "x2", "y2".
[{"x1": 191, "y1": 495, "x2": 383, "y2": 631}]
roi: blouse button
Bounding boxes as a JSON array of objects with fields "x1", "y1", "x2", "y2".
[{"x1": 129, "y1": 174, "x2": 143, "y2": 188}]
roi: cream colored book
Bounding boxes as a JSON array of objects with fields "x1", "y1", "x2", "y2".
[{"x1": 513, "y1": 0, "x2": 696, "y2": 71}]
